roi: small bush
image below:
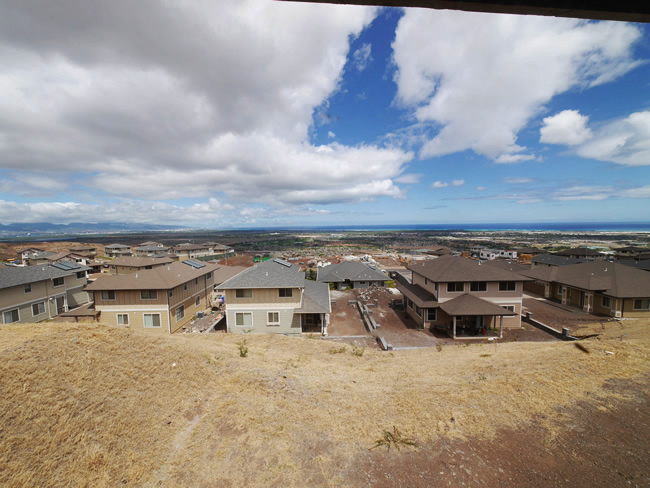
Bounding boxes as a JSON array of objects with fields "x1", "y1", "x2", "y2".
[
  {"x1": 329, "y1": 345, "x2": 347, "y2": 354},
  {"x1": 236, "y1": 339, "x2": 248, "y2": 358},
  {"x1": 352, "y1": 345, "x2": 365, "y2": 357},
  {"x1": 371, "y1": 426, "x2": 416, "y2": 451},
  {"x1": 436, "y1": 343, "x2": 442, "y2": 353}
]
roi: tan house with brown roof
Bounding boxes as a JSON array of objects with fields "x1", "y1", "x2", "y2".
[
  {"x1": 395, "y1": 255, "x2": 528, "y2": 338},
  {"x1": 105, "y1": 256, "x2": 175, "y2": 275},
  {"x1": 521, "y1": 261, "x2": 650, "y2": 318},
  {"x1": 86, "y1": 261, "x2": 224, "y2": 334}
]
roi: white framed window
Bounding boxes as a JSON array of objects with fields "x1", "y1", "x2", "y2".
[
  {"x1": 499, "y1": 281, "x2": 516, "y2": 292},
  {"x1": 415, "y1": 305, "x2": 421, "y2": 317},
  {"x1": 602, "y1": 296, "x2": 611, "y2": 308},
  {"x1": 176, "y1": 305, "x2": 185, "y2": 322},
  {"x1": 117, "y1": 313, "x2": 129, "y2": 325},
  {"x1": 32, "y1": 302, "x2": 46, "y2": 316},
  {"x1": 195, "y1": 296, "x2": 200, "y2": 307},
  {"x1": 408, "y1": 298, "x2": 413, "y2": 309},
  {"x1": 194, "y1": 278, "x2": 198, "y2": 285},
  {"x1": 236, "y1": 289, "x2": 252, "y2": 298},
  {"x1": 3, "y1": 309, "x2": 19, "y2": 323},
  {"x1": 279, "y1": 288, "x2": 293, "y2": 298},
  {"x1": 470, "y1": 282, "x2": 487, "y2": 292},
  {"x1": 447, "y1": 282, "x2": 464, "y2": 293},
  {"x1": 183, "y1": 283, "x2": 188, "y2": 291},
  {"x1": 101, "y1": 290, "x2": 116, "y2": 300},
  {"x1": 427, "y1": 308, "x2": 437, "y2": 321},
  {"x1": 52, "y1": 277, "x2": 64, "y2": 287},
  {"x1": 206, "y1": 272, "x2": 212, "y2": 280},
  {"x1": 502, "y1": 305, "x2": 515, "y2": 313},
  {"x1": 140, "y1": 290, "x2": 158, "y2": 300},
  {"x1": 267, "y1": 311, "x2": 280, "y2": 326},
  {"x1": 24, "y1": 283, "x2": 32, "y2": 293},
  {"x1": 76, "y1": 271, "x2": 86, "y2": 279},
  {"x1": 557, "y1": 285, "x2": 563, "y2": 297},
  {"x1": 634, "y1": 299, "x2": 650, "y2": 310},
  {"x1": 144, "y1": 313, "x2": 161, "y2": 328},
  {"x1": 359, "y1": 281, "x2": 366, "y2": 285},
  {"x1": 235, "y1": 312, "x2": 253, "y2": 327}
]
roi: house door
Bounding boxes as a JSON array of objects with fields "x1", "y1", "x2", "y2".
[
  {"x1": 56, "y1": 296, "x2": 66, "y2": 314},
  {"x1": 579, "y1": 291, "x2": 585, "y2": 308}
]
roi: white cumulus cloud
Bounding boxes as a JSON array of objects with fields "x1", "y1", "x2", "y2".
[
  {"x1": 540, "y1": 110, "x2": 593, "y2": 145},
  {"x1": 352, "y1": 43, "x2": 373, "y2": 71}
]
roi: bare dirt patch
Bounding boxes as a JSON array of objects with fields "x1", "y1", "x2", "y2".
[{"x1": 522, "y1": 295, "x2": 609, "y2": 333}]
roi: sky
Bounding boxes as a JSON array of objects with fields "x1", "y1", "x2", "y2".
[{"x1": 0, "y1": 1, "x2": 649, "y2": 229}]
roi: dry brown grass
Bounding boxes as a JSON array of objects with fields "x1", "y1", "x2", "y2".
[{"x1": 1, "y1": 319, "x2": 648, "y2": 487}]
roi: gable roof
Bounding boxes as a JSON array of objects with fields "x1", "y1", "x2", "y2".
[
  {"x1": 297, "y1": 280, "x2": 331, "y2": 314},
  {"x1": 617, "y1": 260, "x2": 650, "y2": 272},
  {"x1": 105, "y1": 244, "x2": 131, "y2": 249},
  {"x1": 0, "y1": 264, "x2": 90, "y2": 290},
  {"x1": 439, "y1": 294, "x2": 517, "y2": 317},
  {"x1": 110, "y1": 256, "x2": 174, "y2": 267},
  {"x1": 85, "y1": 261, "x2": 220, "y2": 291},
  {"x1": 219, "y1": 258, "x2": 305, "y2": 289},
  {"x1": 531, "y1": 254, "x2": 586, "y2": 266},
  {"x1": 317, "y1": 261, "x2": 387, "y2": 283},
  {"x1": 409, "y1": 255, "x2": 531, "y2": 283},
  {"x1": 521, "y1": 261, "x2": 650, "y2": 298}
]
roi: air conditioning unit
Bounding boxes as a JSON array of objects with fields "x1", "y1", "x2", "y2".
[{"x1": 613, "y1": 311, "x2": 622, "y2": 318}]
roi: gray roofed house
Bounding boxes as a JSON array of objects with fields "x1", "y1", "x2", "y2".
[
  {"x1": 555, "y1": 247, "x2": 605, "y2": 260},
  {"x1": 618, "y1": 260, "x2": 650, "y2": 272},
  {"x1": 316, "y1": 261, "x2": 387, "y2": 289},
  {"x1": 220, "y1": 258, "x2": 331, "y2": 336},
  {"x1": 0, "y1": 263, "x2": 91, "y2": 323},
  {"x1": 104, "y1": 244, "x2": 133, "y2": 258},
  {"x1": 531, "y1": 254, "x2": 586, "y2": 268},
  {"x1": 520, "y1": 261, "x2": 650, "y2": 318}
]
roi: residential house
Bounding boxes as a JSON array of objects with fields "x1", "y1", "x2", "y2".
[
  {"x1": 172, "y1": 243, "x2": 215, "y2": 260},
  {"x1": 220, "y1": 258, "x2": 331, "y2": 336},
  {"x1": 395, "y1": 255, "x2": 528, "y2": 338},
  {"x1": 29, "y1": 251, "x2": 90, "y2": 266},
  {"x1": 134, "y1": 245, "x2": 172, "y2": 257},
  {"x1": 16, "y1": 247, "x2": 45, "y2": 265},
  {"x1": 105, "y1": 256, "x2": 175, "y2": 275},
  {"x1": 85, "y1": 260, "x2": 223, "y2": 334},
  {"x1": 520, "y1": 261, "x2": 650, "y2": 318},
  {"x1": 0, "y1": 262, "x2": 91, "y2": 324},
  {"x1": 68, "y1": 245, "x2": 97, "y2": 258},
  {"x1": 317, "y1": 261, "x2": 387, "y2": 289},
  {"x1": 555, "y1": 247, "x2": 605, "y2": 261},
  {"x1": 618, "y1": 260, "x2": 650, "y2": 272},
  {"x1": 613, "y1": 246, "x2": 648, "y2": 260},
  {"x1": 530, "y1": 254, "x2": 586, "y2": 268},
  {"x1": 104, "y1": 244, "x2": 133, "y2": 258}
]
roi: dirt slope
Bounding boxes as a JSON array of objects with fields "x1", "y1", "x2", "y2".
[{"x1": 0, "y1": 319, "x2": 648, "y2": 487}]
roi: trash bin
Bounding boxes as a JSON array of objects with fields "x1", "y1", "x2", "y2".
[{"x1": 197, "y1": 311, "x2": 204, "y2": 319}]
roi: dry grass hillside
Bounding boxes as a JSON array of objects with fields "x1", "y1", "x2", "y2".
[{"x1": 1, "y1": 319, "x2": 648, "y2": 487}]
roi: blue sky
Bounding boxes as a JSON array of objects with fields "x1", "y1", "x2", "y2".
[{"x1": 0, "y1": 2, "x2": 648, "y2": 228}]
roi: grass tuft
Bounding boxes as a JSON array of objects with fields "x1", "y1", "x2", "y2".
[{"x1": 371, "y1": 426, "x2": 416, "y2": 451}]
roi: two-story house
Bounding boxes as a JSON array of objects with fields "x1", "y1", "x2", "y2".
[
  {"x1": 133, "y1": 245, "x2": 172, "y2": 257},
  {"x1": 220, "y1": 258, "x2": 331, "y2": 336},
  {"x1": 395, "y1": 255, "x2": 529, "y2": 339},
  {"x1": 104, "y1": 244, "x2": 133, "y2": 258},
  {"x1": 172, "y1": 243, "x2": 215, "y2": 260},
  {"x1": 0, "y1": 262, "x2": 91, "y2": 323},
  {"x1": 104, "y1": 256, "x2": 175, "y2": 275},
  {"x1": 85, "y1": 260, "x2": 223, "y2": 334}
]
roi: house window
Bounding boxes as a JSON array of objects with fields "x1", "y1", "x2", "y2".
[
  {"x1": 557, "y1": 285, "x2": 563, "y2": 297},
  {"x1": 24, "y1": 283, "x2": 32, "y2": 293},
  {"x1": 499, "y1": 281, "x2": 516, "y2": 291},
  {"x1": 634, "y1": 299, "x2": 650, "y2": 310},
  {"x1": 470, "y1": 282, "x2": 487, "y2": 292},
  {"x1": 415, "y1": 305, "x2": 421, "y2": 317},
  {"x1": 76, "y1": 271, "x2": 86, "y2": 279},
  {"x1": 235, "y1": 312, "x2": 253, "y2": 327},
  {"x1": 359, "y1": 281, "x2": 366, "y2": 285},
  {"x1": 267, "y1": 312, "x2": 280, "y2": 326},
  {"x1": 425, "y1": 278, "x2": 428, "y2": 285},
  {"x1": 52, "y1": 277, "x2": 64, "y2": 287},
  {"x1": 140, "y1": 290, "x2": 158, "y2": 300},
  {"x1": 184, "y1": 283, "x2": 188, "y2": 291},
  {"x1": 279, "y1": 288, "x2": 293, "y2": 298},
  {"x1": 408, "y1": 298, "x2": 413, "y2": 309},
  {"x1": 3, "y1": 309, "x2": 19, "y2": 323},
  {"x1": 32, "y1": 302, "x2": 46, "y2": 316},
  {"x1": 502, "y1": 305, "x2": 515, "y2": 313},
  {"x1": 195, "y1": 296, "x2": 200, "y2": 307},
  {"x1": 447, "y1": 282, "x2": 464, "y2": 292},
  {"x1": 206, "y1": 272, "x2": 212, "y2": 280},
  {"x1": 176, "y1": 306, "x2": 185, "y2": 322},
  {"x1": 195, "y1": 278, "x2": 198, "y2": 285},
  {"x1": 427, "y1": 308, "x2": 437, "y2": 321},
  {"x1": 101, "y1": 290, "x2": 116, "y2": 300},
  {"x1": 602, "y1": 296, "x2": 611, "y2": 308},
  {"x1": 117, "y1": 313, "x2": 129, "y2": 325},
  {"x1": 144, "y1": 314, "x2": 161, "y2": 328},
  {"x1": 169, "y1": 290, "x2": 173, "y2": 298},
  {"x1": 145, "y1": 265, "x2": 152, "y2": 270},
  {"x1": 236, "y1": 289, "x2": 253, "y2": 298}
]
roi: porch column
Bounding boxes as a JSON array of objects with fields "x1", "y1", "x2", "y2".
[
  {"x1": 499, "y1": 316, "x2": 503, "y2": 338},
  {"x1": 544, "y1": 283, "x2": 550, "y2": 298},
  {"x1": 452, "y1": 316, "x2": 457, "y2": 339},
  {"x1": 322, "y1": 313, "x2": 329, "y2": 336},
  {"x1": 585, "y1": 293, "x2": 593, "y2": 313}
]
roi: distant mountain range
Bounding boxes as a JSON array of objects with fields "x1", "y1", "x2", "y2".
[{"x1": 0, "y1": 222, "x2": 186, "y2": 238}]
